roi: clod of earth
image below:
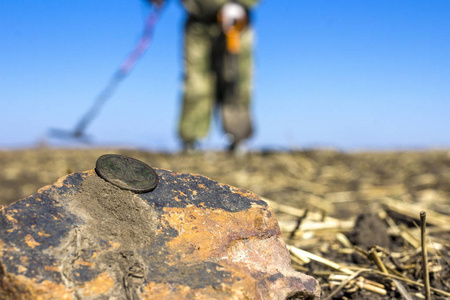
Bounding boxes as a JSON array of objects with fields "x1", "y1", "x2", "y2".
[{"x1": 0, "y1": 162, "x2": 320, "y2": 299}]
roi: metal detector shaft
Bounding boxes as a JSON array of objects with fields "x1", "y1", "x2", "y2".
[
  {"x1": 60, "y1": 5, "x2": 163, "y2": 139},
  {"x1": 73, "y1": 71, "x2": 125, "y2": 137}
]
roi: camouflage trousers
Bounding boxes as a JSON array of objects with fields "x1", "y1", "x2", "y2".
[{"x1": 178, "y1": 17, "x2": 254, "y2": 144}]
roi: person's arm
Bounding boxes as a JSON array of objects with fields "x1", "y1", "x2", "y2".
[
  {"x1": 182, "y1": 0, "x2": 227, "y2": 18},
  {"x1": 234, "y1": 0, "x2": 259, "y2": 9},
  {"x1": 181, "y1": 0, "x2": 258, "y2": 19},
  {"x1": 146, "y1": 0, "x2": 165, "y2": 7}
]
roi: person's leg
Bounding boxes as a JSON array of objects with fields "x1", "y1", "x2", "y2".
[
  {"x1": 237, "y1": 27, "x2": 253, "y2": 109},
  {"x1": 178, "y1": 20, "x2": 216, "y2": 147},
  {"x1": 220, "y1": 26, "x2": 254, "y2": 151}
]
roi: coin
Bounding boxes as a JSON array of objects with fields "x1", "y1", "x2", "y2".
[{"x1": 95, "y1": 154, "x2": 158, "y2": 193}]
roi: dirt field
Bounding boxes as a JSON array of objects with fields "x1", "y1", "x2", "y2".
[{"x1": 1, "y1": 147, "x2": 449, "y2": 299}]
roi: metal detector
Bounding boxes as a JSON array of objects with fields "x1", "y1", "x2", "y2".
[{"x1": 49, "y1": 4, "x2": 163, "y2": 142}]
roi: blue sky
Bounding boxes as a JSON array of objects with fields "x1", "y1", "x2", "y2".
[{"x1": 1, "y1": 0, "x2": 449, "y2": 151}]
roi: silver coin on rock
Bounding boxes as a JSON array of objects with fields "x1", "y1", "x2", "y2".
[{"x1": 95, "y1": 154, "x2": 158, "y2": 193}]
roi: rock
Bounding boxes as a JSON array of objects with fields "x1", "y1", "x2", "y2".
[
  {"x1": 346, "y1": 213, "x2": 391, "y2": 264},
  {"x1": 348, "y1": 213, "x2": 391, "y2": 250},
  {"x1": 0, "y1": 157, "x2": 320, "y2": 299}
]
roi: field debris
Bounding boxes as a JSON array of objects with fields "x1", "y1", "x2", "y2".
[
  {"x1": 266, "y1": 199, "x2": 450, "y2": 299},
  {"x1": 0, "y1": 148, "x2": 449, "y2": 299}
]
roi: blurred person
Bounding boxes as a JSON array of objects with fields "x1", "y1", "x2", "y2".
[{"x1": 149, "y1": 0, "x2": 259, "y2": 153}]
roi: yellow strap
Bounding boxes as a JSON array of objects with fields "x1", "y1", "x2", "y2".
[
  {"x1": 218, "y1": 12, "x2": 248, "y2": 54},
  {"x1": 226, "y1": 28, "x2": 241, "y2": 54}
]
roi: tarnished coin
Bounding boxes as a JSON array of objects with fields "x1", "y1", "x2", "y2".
[{"x1": 95, "y1": 154, "x2": 158, "y2": 193}]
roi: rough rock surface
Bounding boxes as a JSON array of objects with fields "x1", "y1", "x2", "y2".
[{"x1": 0, "y1": 167, "x2": 320, "y2": 299}]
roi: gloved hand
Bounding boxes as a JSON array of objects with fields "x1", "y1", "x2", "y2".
[{"x1": 218, "y1": 2, "x2": 247, "y2": 32}]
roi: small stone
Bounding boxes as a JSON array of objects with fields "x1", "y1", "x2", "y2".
[{"x1": 0, "y1": 164, "x2": 320, "y2": 299}]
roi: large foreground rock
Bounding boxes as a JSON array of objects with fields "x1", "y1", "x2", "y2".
[{"x1": 0, "y1": 160, "x2": 320, "y2": 299}]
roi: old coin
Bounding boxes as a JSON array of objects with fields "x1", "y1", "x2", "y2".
[{"x1": 95, "y1": 154, "x2": 158, "y2": 193}]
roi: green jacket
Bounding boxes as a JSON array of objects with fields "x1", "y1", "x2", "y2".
[{"x1": 181, "y1": 0, "x2": 259, "y2": 20}]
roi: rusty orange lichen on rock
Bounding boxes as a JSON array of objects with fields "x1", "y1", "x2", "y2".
[
  {"x1": 142, "y1": 276, "x2": 255, "y2": 300},
  {"x1": 107, "y1": 241, "x2": 121, "y2": 250},
  {"x1": 0, "y1": 239, "x2": 5, "y2": 255},
  {"x1": 2, "y1": 210, "x2": 18, "y2": 230},
  {"x1": 0, "y1": 272, "x2": 73, "y2": 300},
  {"x1": 24, "y1": 234, "x2": 39, "y2": 249},
  {"x1": 74, "y1": 259, "x2": 95, "y2": 268},
  {"x1": 162, "y1": 204, "x2": 279, "y2": 262},
  {"x1": 44, "y1": 265, "x2": 60, "y2": 272},
  {"x1": 80, "y1": 272, "x2": 115, "y2": 297},
  {"x1": 16, "y1": 265, "x2": 27, "y2": 274},
  {"x1": 226, "y1": 185, "x2": 261, "y2": 201}
]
